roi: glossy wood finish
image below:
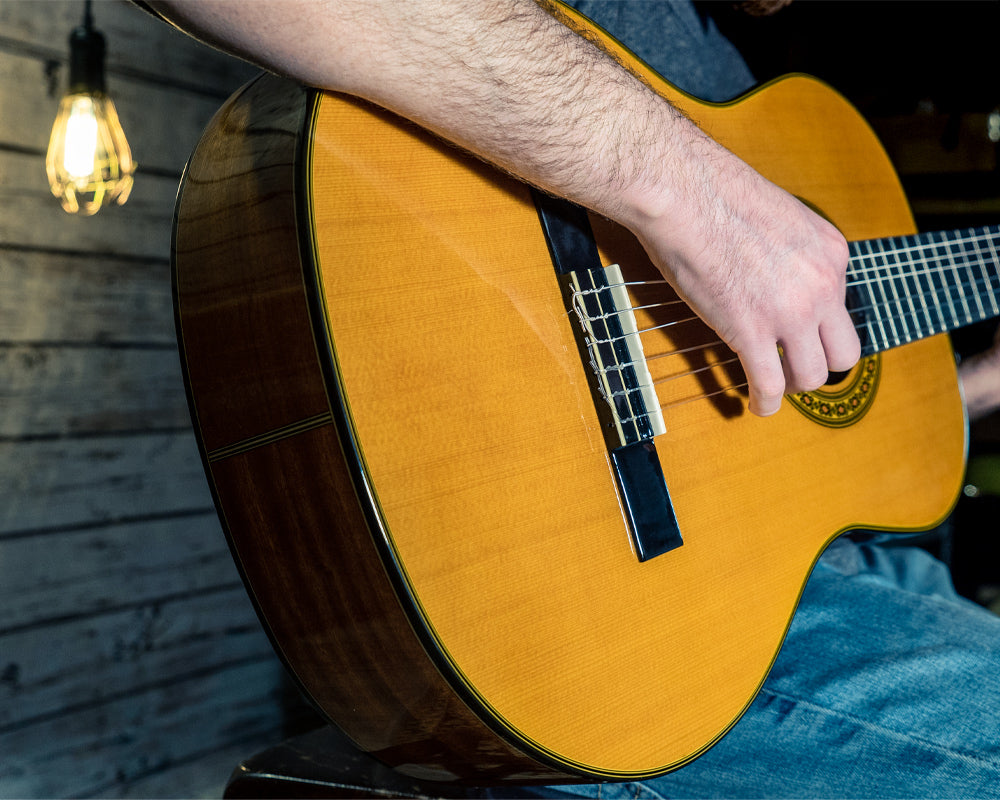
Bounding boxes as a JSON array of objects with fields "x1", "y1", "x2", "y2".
[
  {"x1": 174, "y1": 79, "x2": 567, "y2": 784},
  {"x1": 173, "y1": 8, "x2": 968, "y2": 785}
]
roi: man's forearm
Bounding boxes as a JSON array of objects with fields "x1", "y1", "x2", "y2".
[
  {"x1": 150, "y1": 0, "x2": 860, "y2": 416},
  {"x1": 149, "y1": 0, "x2": 686, "y2": 230}
]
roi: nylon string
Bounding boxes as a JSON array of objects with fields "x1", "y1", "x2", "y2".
[{"x1": 570, "y1": 227, "x2": 1000, "y2": 418}]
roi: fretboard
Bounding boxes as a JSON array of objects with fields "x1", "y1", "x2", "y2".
[{"x1": 847, "y1": 224, "x2": 1000, "y2": 356}]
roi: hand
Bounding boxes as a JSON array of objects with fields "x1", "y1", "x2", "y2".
[
  {"x1": 960, "y1": 326, "x2": 1000, "y2": 422},
  {"x1": 623, "y1": 133, "x2": 860, "y2": 416}
]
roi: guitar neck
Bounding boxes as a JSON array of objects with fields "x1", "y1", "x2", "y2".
[{"x1": 849, "y1": 224, "x2": 1000, "y2": 356}]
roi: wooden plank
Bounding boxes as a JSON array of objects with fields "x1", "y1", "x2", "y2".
[
  {"x1": 0, "y1": 345, "x2": 190, "y2": 437},
  {"x1": 0, "y1": 430, "x2": 213, "y2": 532},
  {"x1": 0, "y1": 657, "x2": 287, "y2": 798},
  {"x1": 0, "y1": 6, "x2": 289, "y2": 798},
  {"x1": 0, "y1": 249, "x2": 174, "y2": 345},
  {"x1": 0, "y1": 586, "x2": 273, "y2": 729},
  {"x1": 0, "y1": 49, "x2": 241, "y2": 175},
  {"x1": 0, "y1": 150, "x2": 177, "y2": 259},
  {"x1": 0, "y1": 0, "x2": 256, "y2": 96},
  {"x1": 0, "y1": 512, "x2": 234, "y2": 630}
]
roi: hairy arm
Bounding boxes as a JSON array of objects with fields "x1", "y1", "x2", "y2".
[{"x1": 150, "y1": 0, "x2": 859, "y2": 416}]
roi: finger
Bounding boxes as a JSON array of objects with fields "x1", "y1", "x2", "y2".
[
  {"x1": 779, "y1": 330, "x2": 830, "y2": 395},
  {"x1": 741, "y1": 344, "x2": 786, "y2": 417},
  {"x1": 820, "y1": 307, "x2": 862, "y2": 374}
]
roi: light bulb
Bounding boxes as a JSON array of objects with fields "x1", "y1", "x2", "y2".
[
  {"x1": 46, "y1": 92, "x2": 133, "y2": 216},
  {"x1": 45, "y1": 2, "x2": 134, "y2": 217}
]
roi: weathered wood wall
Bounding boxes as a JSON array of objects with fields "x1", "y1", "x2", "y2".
[{"x1": 0, "y1": 2, "x2": 292, "y2": 796}]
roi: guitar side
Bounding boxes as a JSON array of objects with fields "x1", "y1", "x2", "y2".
[
  {"x1": 173, "y1": 14, "x2": 967, "y2": 786},
  {"x1": 172, "y1": 81, "x2": 567, "y2": 783}
]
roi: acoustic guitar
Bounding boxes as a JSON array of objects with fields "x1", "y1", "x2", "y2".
[{"x1": 172, "y1": 2, "x2": 997, "y2": 786}]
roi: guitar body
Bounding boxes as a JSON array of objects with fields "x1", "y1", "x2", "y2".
[{"x1": 172, "y1": 9, "x2": 967, "y2": 785}]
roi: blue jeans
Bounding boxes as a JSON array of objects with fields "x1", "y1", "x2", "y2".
[{"x1": 546, "y1": 2, "x2": 1000, "y2": 795}]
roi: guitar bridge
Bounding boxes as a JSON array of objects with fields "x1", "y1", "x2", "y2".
[
  {"x1": 561, "y1": 265, "x2": 681, "y2": 562},
  {"x1": 566, "y1": 264, "x2": 667, "y2": 447},
  {"x1": 534, "y1": 190, "x2": 682, "y2": 562}
]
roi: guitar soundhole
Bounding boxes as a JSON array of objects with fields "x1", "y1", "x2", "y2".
[
  {"x1": 825, "y1": 370, "x2": 851, "y2": 388},
  {"x1": 787, "y1": 355, "x2": 882, "y2": 428}
]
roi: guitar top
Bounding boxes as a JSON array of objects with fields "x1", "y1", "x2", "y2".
[{"x1": 172, "y1": 3, "x2": 970, "y2": 785}]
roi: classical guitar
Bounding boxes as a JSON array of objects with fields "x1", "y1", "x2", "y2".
[{"x1": 172, "y1": 3, "x2": 997, "y2": 787}]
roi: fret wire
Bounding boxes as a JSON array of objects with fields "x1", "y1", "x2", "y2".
[
  {"x1": 847, "y1": 228, "x2": 998, "y2": 276},
  {"x1": 962, "y1": 231, "x2": 989, "y2": 320},
  {"x1": 848, "y1": 258, "x2": 1000, "y2": 297},
  {"x1": 919, "y1": 231, "x2": 958, "y2": 335},
  {"x1": 848, "y1": 259, "x2": 880, "y2": 351},
  {"x1": 981, "y1": 232, "x2": 1000, "y2": 317},
  {"x1": 905, "y1": 232, "x2": 940, "y2": 337},
  {"x1": 890, "y1": 235, "x2": 917, "y2": 341},
  {"x1": 946, "y1": 231, "x2": 974, "y2": 324},
  {"x1": 863, "y1": 239, "x2": 894, "y2": 349},
  {"x1": 847, "y1": 225, "x2": 1000, "y2": 342},
  {"x1": 848, "y1": 225, "x2": 1000, "y2": 264},
  {"x1": 849, "y1": 271, "x2": 997, "y2": 340},
  {"x1": 881, "y1": 235, "x2": 915, "y2": 343},
  {"x1": 913, "y1": 231, "x2": 943, "y2": 336},
  {"x1": 846, "y1": 253, "x2": 997, "y2": 287},
  {"x1": 948, "y1": 230, "x2": 975, "y2": 324},
  {"x1": 942, "y1": 229, "x2": 973, "y2": 324}
]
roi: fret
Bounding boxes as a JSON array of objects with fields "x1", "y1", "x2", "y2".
[
  {"x1": 963, "y1": 227, "x2": 999, "y2": 319},
  {"x1": 880, "y1": 235, "x2": 917, "y2": 346},
  {"x1": 920, "y1": 230, "x2": 961, "y2": 330},
  {"x1": 923, "y1": 231, "x2": 960, "y2": 332},
  {"x1": 848, "y1": 225, "x2": 1000, "y2": 356},
  {"x1": 909, "y1": 231, "x2": 945, "y2": 336},
  {"x1": 865, "y1": 238, "x2": 892, "y2": 344},
  {"x1": 859, "y1": 239, "x2": 893, "y2": 351},
  {"x1": 981, "y1": 230, "x2": 1000, "y2": 317},
  {"x1": 844, "y1": 247, "x2": 876, "y2": 355},
  {"x1": 941, "y1": 230, "x2": 973, "y2": 324},
  {"x1": 959, "y1": 230, "x2": 987, "y2": 322},
  {"x1": 899, "y1": 231, "x2": 939, "y2": 338},
  {"x1": 848, "y1": 276, "x2": 879, "y2": 357},
  {"x1": 874, "y1": 237, "x2": 905, "y2": 346}
]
